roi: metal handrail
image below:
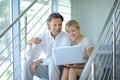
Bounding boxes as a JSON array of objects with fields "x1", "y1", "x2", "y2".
[
  {"x1": 97, "y1": 0, "x2": 118, "y2": 42},
  {"x1": 80, "y1": 0, "x2": 119, "y2": 80},
  {"x1": 0, "y1": 0, "x2": 50, "y2": 57},
  {"x1": 0, "y1": 0, "x2": 72, "y2": 79},
  {"x1": 0, "y1": 0, "x2": 38, "y2": 38}
]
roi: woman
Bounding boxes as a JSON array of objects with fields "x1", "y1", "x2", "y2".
[{"x1": 61, "y1": 20, "x2": 94, "y2": 80}]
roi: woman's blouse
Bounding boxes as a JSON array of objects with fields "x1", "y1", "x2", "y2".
[{"x1": 72, "y1": 37, "x2": 94, "y2": 63}]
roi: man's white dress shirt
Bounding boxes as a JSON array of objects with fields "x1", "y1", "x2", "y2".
[{"x1": 26, "y1": 30, "x2": 72, "y2": 80}]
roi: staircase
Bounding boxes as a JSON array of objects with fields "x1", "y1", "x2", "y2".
[
  {"x1": 0, "y1": 0, "x2": 120, "y2": 80},
  {"x1": 80, "y1": 0, "x2": 120, "y2": 80}
]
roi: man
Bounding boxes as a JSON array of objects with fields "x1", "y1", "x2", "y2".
[{"x1": 24, "y1": 13, "x2": 72, "y2": 80}]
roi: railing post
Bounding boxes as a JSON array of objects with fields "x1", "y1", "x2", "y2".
[
  {"x1": 91, "y1": 61, "x2": 95, "y2": 80},
  {"x1": 24, "y1": 14, "x2": 27, "y2": 44},
  {"x1": 112, "y1": 12, "x2": 116, "y2": 80},
  {"x1": 11, "y1": 0, "x2": 21, "y2": 80},
  {"x1": 51, "y1": 0, "x2": 58, "y2": 12}
]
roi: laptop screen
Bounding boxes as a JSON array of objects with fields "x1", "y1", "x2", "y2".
[{"x1": 52, "y1": 45, "x2": 85, "y2": 65}]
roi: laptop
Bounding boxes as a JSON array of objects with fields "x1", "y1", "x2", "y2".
[{"x1": 52, "y1": 45, "x2": 85, "y2": 65}]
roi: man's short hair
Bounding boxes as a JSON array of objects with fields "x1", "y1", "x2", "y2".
[{"x1": 47, "y1": 13, "x2": 64, "y2": 22}]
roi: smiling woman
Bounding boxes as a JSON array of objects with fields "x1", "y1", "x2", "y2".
[{"x1": 61, "y1": 20, "x2": 94, "y2": 80}]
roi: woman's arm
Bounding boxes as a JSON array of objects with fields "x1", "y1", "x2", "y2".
[{"x1": 86, "y1": 47, "x2": 94, "y2": 58}]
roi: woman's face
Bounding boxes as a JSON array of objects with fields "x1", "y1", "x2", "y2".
[{"x1": 67, "y1": 26, "x2": 80, "y2": 40}]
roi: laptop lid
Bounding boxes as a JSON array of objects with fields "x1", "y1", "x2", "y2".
[{"x1": 52, "y1": 45, "x2": 85, "y2": 65}]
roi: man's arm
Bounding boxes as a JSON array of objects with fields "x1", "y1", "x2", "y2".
[{"x1": 30, "y1": 59, "x2": 43, "y2": 73}]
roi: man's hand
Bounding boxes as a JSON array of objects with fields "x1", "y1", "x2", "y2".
[
  {"x1": 30, "y1": 59, "x2": 43, "y2": 73},
  {"x1": 28, "y1": 37, "x2": 42, "y2": 45}
]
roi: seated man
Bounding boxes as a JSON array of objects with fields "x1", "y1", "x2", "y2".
[{"x1": 23, "y1": 13, "x2": 72, "y2": 80}]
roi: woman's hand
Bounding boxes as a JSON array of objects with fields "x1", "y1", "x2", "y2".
[
  {"x1": 64, "y1": 64, "x2": 76, "y2": 67},
  {"x1": 28, "y1": 37, "x2": 42, "y2": 45},
  {"x1": 64, "y1": 64, "x2": 85, "y2": 68},
  {"x1": 64, "y1": 64, "x2": 70, "y2": 67}
]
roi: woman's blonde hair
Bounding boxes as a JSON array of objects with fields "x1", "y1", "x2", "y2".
[{"x1": 65, "y1": 20, "x2": 80, "y2": 32}]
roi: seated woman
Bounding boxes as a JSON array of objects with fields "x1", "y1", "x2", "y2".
[{"x1": 61, "y1": 20, "x2": 94, "y2": 80}]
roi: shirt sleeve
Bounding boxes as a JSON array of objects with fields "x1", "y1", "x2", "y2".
[
  {"x1": 85, "y1": 37, "x2": 94, "y2": 50},
  {"x1": 25, "y1": 44, "x2": 42, "y2": 62}
]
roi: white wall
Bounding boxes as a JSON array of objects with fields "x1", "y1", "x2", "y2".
[{"x1": 71, "y1": 0, "x2": 114, "y2": 44}]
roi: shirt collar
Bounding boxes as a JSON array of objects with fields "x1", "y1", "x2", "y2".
[{"x1": 48, "y1": 31, "x2": 62, "y2": 39}]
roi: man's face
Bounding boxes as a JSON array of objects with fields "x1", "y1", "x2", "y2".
[{"x1": 48, "y1": 18, "x2": 62, "y2": 37}]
